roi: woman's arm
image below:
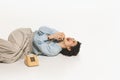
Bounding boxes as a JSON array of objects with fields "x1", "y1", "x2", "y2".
[
  {"x1": 33, "y1": 26, "x2": 58, "y2": 43},
  {"x1": 37, "y1": 26, "x2": 58, "y2": 35},
  {"x1": 33, "y1": 26, "x2": 65, "y2": 43},
  {"x1": 33, "y1": 40, "x2": 62, "y2": 56}
]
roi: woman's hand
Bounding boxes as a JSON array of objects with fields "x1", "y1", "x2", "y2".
[{"x1": 48, "y1": 32, "x2": 65, "y2": 41}]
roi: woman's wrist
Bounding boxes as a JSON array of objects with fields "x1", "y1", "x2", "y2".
[{"x1": 48, "y1": 35, "x2": 53, "y2": 40}]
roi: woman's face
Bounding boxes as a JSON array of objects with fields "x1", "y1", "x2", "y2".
[{"x1": 64, "y1": 37, "x2": 77, "y2": 48}]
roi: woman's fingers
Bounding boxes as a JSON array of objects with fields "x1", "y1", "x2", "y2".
[
  {"x1": 57, "y1": 32, "x2": 65, "y2": 41},
  {"x1": 49, "y1": 32, "x2": 65, "y2": 41}
]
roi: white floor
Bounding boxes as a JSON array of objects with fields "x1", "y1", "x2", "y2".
[{"x1": 0, "y1": 0, "x2": 120, "y2": 80}]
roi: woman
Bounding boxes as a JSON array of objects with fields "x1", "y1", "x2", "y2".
[{"x1": 0, "y1": 26, "x2": 81, "y2": 63}]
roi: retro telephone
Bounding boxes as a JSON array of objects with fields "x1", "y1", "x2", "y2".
[{"x1": 24, "y1": 54, "x2": 39, "y2": 67}]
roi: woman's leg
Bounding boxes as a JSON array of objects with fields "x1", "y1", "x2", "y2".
[
  {"x1": 0, "y1": 28, "x2": 23, "y2": 63},
  {"x1": 0, "y1": 28, "x2": 32, "y2": 63},
  {"x1": 0, "y1": 39, "x2": 18, "y2": 62}
]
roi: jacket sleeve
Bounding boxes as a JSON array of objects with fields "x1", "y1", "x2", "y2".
[
  {"x1": 33, "y1": 40, "x2": 62, "y2": 56},
  {"x1": 33, "y1": 33, "x2": 48, "y2": 44},
  {"x1": 37, "y1": 26, "x2": 58, "y2": 35},
  {"x1": 33, "y1": 26, "x2": 58, "y2": 43}
]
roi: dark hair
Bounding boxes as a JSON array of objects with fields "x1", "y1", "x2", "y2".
[{"x1": 60, "y1": 41, "x2": 81, "y2": 56}]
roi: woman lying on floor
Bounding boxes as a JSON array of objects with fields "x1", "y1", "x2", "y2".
[{"x1": 0, "y1": 26, "x2": 81, "y2": 63}]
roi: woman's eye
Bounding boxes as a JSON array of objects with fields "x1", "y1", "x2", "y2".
[{"x1": 73, "y1": 41, "x2": 75, "y2": 43}]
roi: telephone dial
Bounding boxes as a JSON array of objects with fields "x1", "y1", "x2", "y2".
[{"x1": 24, "y1": 54, "x2": 39, "y2": 67}]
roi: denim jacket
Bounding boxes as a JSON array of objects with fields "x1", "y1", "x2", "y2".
[{"x1": 32, "y1": 26, "x2": 62, "y2": 56}]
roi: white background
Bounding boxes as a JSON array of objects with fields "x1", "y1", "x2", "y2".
[{"x1": 0, "y1": 0, "x2": 120, "y2": 80}]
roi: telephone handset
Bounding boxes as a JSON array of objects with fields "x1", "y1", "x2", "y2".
[{"x1": 52, "y1": 38, "x2": 64, "y2": 43}]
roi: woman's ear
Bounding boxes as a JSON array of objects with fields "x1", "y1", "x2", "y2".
[{"x1": 67, "y1": 47, "x2": 71, "y2": 51}]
